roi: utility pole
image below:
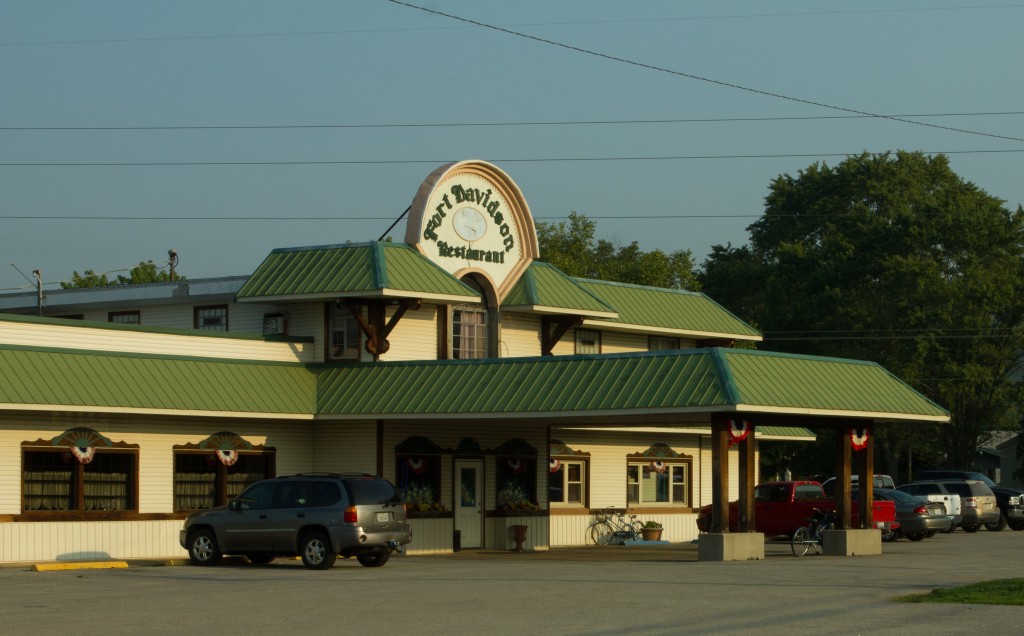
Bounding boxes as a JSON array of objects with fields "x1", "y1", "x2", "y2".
[
  {"x1": 168, "y1": 249, "x2": 178, "y2": 282},
  {"x1": 32, "y1": 269, "x2": 42, "y2": 315}
]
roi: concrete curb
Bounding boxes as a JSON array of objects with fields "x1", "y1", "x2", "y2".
[{"x1": 32, "y1": 561, "x2": 129, "y2": 572}]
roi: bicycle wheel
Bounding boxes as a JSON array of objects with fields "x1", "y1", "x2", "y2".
[
  {"x1": 590, "y1": 521, "x2": 614, "y2": 545},
  {"x1": 791, "y1": 526, "x2": 811, "y2": 557},
  {"x1": 631, "y1": 520, "x2": 645, "y2": 537}
]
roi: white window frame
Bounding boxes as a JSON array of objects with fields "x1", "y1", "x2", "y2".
[
  {"x1": 549, "y1": 459, "x2": 586, "y2": 506},
  {"x1": 452, "y1": 305, "x2": 488, "y2": 359},
  {"x1": 329, "y1": 313, "x2": 361, "y2": 361},
  {"x1": 627, "y1": 461, "x2": 690, "y2": 506}
]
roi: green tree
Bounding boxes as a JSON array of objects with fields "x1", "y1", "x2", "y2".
[
  {"x1": 61, "y1": 261, "x2": 183, "y2": 289},
  {"x1": 536, "y1": 212, "x2": 700, "y2": 290},
  {"x1": 701, "y1": 151, "x2": 1024, "y2": 476}
]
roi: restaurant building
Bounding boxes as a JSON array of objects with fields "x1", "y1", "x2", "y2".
[{"x1": 0, "y1": 160, "x2": 947, "y2": 562}]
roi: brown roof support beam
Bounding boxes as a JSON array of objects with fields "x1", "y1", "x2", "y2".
[{"x1": 541, "y1": 315, "x2": 582, "y2": 356}]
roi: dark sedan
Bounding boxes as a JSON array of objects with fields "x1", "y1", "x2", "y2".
[{"x1": 874, "y1": 488, "x2": 951, "y2": 541}]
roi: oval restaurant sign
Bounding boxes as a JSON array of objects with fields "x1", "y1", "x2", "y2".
[{"x1": 405, "y1": 160, "x2": 539, "y2": 302}]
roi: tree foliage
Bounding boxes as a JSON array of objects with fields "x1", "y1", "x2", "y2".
[
  {"x1": 536, "y1": 212, "x2": 700, "y2": 290},
  {"x1": 700, "y1": 151, "x2": 1024, "y2": 478},
  {"x1": 61, "y1": 261, "x2": 184, "y2": 289}
]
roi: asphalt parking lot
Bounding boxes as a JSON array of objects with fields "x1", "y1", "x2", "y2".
[{"x1": 2, "y1": 530, "x2": 1023, "y2": 635}]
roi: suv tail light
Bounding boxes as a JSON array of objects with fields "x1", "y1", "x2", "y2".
[
  {"x1": 962, "y1": 497, "x2": 977, "y2": 508},
  {"x1": 344, "y1": 505, "x2": 358, "y2": 523}
]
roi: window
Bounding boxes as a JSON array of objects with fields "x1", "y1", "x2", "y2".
[
  {"x1": 328, "y1": 306, "x2": 361, "y2": 361},
  {"x1": 495, "y1": 439, "x2": 537, "y2": 510},
  {"x1": 549, "y1": 460, "x2": 585, "y2": 505},
  {"x1": 574, "y1": 328, "x2": 601, "y2": 354},
  {"x1": 649, "y1": 336, "x2": 680, "y2": 350},
  {"x1": 194, "y1": 305, "x2": 228, "y2": 331},
  {"x1": 108, "y1": 310, "x2": 140, "y2": 325},
  {"x1": 452, "y1": 306, "x2": 488, "y2": 359},
  {"x1": 22, "y1": 449, "x2": 137, "y2": 512},
  {"x1": 173, "y1": 451, "x2": 274, "y2": 511},
  {"x1": 262, "y1": 312, "x2": 287, "y2": 335},
  {"x1": 626, "y1": 444, "x2": 693, "y2": 506},
  {"x1": 548, "y1": 441, "x2": 590, "y2": 506},
  {"x1": 395, "y1": 436, "x2": 444, "y2": 512}
]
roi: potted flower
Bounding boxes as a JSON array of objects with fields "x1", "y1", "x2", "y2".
[{"x1": 641, "y1": 520, "x2": 663, "y2": 541}]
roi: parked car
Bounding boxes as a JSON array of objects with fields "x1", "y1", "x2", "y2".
[
  {"x1": 872, "y1": 488, "x2": 951, "y2": 541},
  {"x1": 821, "y1": 474, "x2": 895, "y2": 497},
  {"x1": 915, "y1": 470, "x2": 1024, "y2": 532},
  {"x1": 695, "y1": 480, "x2": 899, "y2": 537},
  {"x1": 180, "y1": 473, "x2": 412, "y2": 570},
  {"x1": 898, "y1": 480, "x2": 1000, "y2": 532}
]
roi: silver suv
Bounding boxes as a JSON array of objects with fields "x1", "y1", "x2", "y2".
[
  {"x1": 898, "y1": 480, "x2": 999, "y2": 532},
  {"x1": 180, "y1": 473, "x2": 412, "y2": 569}
]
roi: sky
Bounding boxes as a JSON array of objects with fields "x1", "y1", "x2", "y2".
[{"x1": 2, "y1": 1, "x2": 1022, "y2": 293}]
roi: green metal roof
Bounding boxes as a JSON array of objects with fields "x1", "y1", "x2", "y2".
[
  {"x1": 236, "y1": 242, "x2": 480, "y2": 303},
  {"x1": 316, "y1": 349, "x2": 948, "y2": 422},
  {"x1": 572, "y1": 279, "x2": 762, "y2": 341},
  {"x1": 316, "y1": 350, "x2": 726, "y2": 417},
  {"x1": 0, "y1": 342, "x2": 947, "y2": 424},
  {"x1": 502, "y1": 261, "x2": 618, "y2": 318},
  {"x1": 718, "y1": 349, "x2": 949, "y2": 420},
  {"x1": 756, "y1": 426, "x2": 816, "y2": 440},
  {"x1": 0, "y1": 345, "x2": 315, "y2": 416}
]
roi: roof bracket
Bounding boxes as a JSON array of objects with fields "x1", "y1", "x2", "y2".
[{"x1": 541, "y1": 315, "x2": 583, "y2": 356}]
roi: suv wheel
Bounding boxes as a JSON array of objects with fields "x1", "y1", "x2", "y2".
[
  {"x1": 188, "y1": 529, "x2": 222, "y2": 566},
  {"x1": 300, "y1": 531, "x2": 337, "y2": 570},
  {"x1": 356, "y1": 550, "x2": 391, "y2": 567},
  {"x1": 1009, "y1": 521, "x2": 1024, "y2": 531},
  {"x1": 984, "y1": 512, "x2": 1008, "y2": 532},
  {"x1": 962, "y1": 524, "x2": 980, "y2": 533}
]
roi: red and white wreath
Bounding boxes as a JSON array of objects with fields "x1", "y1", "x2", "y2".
[
  {"x1": 850, "y1": 427, "x2": 870, "y2": 451},
  {"x1": 549, "y1": 458, "x2": 561, "y2": 473},
  {"x1": 728, "y1": 419, "x2": 750, "y2": 445},
  {"x1": 70, "y1": 446, "x2": 96, "y2": 465},
  {"x1": 215, "y1": 449, "x2": 239, "y2": 466}
]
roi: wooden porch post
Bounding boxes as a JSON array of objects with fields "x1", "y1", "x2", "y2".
[
  {"x1": 857, "y1": 426, "x2": 875, "y2": 529},
  {"x1": 737, "y1": 422, "x2": 756, "y2": 532},
  {"x1": 710, "y1": 415, "x2": 731, "y2": 533},
  {"x1": 834, "y1": 426, "x2": 852, "y2": 530}
]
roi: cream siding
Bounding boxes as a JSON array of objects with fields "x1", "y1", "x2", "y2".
[
  {"x1": 380, "y1": 304, "x2": 440, "y2": 362},
  {"x1": 497, "y1": 312, "x2": 542, "y2": 358},
  {"x1": 546, "y1": 427, "x2": 744, "y2": 546},
  {"x1": 600, "y1": 330, "x2": 650, "y2": 354},
  {"x1": 0, "y1": 317, "x2": 314, "y2": 363}
]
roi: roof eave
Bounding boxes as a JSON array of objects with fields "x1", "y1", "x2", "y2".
[{"x1": 579, "y1": 319, "x2": 763, "y2": 341}]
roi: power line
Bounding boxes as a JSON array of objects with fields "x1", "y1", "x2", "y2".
[
  {"x1": 385, "y1": 1, "x2": 1024, "y2": 144},
  {"x1": 1, "y1": 148, "x2": 1021, "y2": 167},
  {"x1": 1, "y1": 111, "x2": 1022, "y2": 131},
  {"x1": 4, "y1": 4, "x2": 1022, "y2": 47}
]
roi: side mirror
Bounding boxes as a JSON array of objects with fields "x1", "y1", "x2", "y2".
[{"x1": 228, "y1": 499, "x2": 241, "y2": 511}]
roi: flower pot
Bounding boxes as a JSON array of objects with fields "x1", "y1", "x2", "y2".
[
  {"x1": 641, "y1": 527, "x2": 663, "y2": 541},
  {"x1": 511, "y1": 524, "x2": 528, "y2": 552}
]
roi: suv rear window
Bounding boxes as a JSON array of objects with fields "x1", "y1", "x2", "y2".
[
  {"x1": 345, "y1": 478, "x2": 400, "y2": 505},
  {"x1": 942, "y1": 482, "x2": 989, "y2": 497}
]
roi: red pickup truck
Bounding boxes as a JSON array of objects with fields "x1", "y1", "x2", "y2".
[{"x1": 695, "y1": 481, "x2": 899, "y2": 537}]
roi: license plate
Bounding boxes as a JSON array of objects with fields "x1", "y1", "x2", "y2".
[{"x1": 376, "y1": 512, "x2": 392, "y2": 523}]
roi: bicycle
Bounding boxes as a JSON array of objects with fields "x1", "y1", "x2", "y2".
[
  {"x1": 791, "y1": 508, "x2": 837, "y2": 556},
  {"x1": 589, "y1": 509, "x2": 644, "y2": 545}
]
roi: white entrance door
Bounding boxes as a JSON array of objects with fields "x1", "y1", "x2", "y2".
[{"x1": 454, "y1": 460, "x2": 483, "y2": 548}]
